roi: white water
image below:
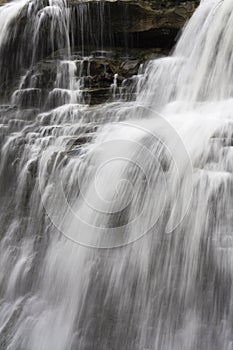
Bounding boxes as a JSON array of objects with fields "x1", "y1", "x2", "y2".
[
  {"x1": 1, "y1": 0, "x2": 233, "y2": 349},
  {"x1": 0, "y1": 0, "x2": 28, "y2": 44}
]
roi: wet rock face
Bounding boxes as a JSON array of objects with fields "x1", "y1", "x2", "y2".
[
  {"x1": 68, "y1": 0, "x2": 199, "y2": 50},
  {"x1": 0, "y1": 0, "x2": 199, "y2": 51},
  {"x1": 0, "y1": 0, "x2": 199, "y2": 105},
  {"x1": 12, "y1": 52, "x2": 151, "y2": 107}
]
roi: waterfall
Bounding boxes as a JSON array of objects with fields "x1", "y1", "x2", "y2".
[{"x1": 1, "y1": 0, "x2": 233, "y2": 349}]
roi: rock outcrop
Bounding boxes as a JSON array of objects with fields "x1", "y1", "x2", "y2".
[{"x1": 66, "y1": 0, "x2": 200, "y2": 50}]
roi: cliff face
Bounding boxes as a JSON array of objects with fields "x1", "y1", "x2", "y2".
[
  {"x1": 67, "y1": 0, "x2": 200, "y2": 50},
  {"x1": 0, "y1": 0, "x2": 200, "y2": 105},
  {"x1": 1, "y1": 0, "x2": 199, "y2": 51}
]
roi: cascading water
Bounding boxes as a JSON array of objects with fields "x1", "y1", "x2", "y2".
[{"x1": 1, "y1": 0, "x2": 233, "y2": 349}]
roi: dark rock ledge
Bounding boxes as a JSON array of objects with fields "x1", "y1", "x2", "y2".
[{"x1": 67, "y1": 0, "x2": 200, "y2": 50}]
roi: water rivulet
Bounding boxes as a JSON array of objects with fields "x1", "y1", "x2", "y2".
[{"x1": 1, "y1": 0, "x2": 233, "y2": 349}]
